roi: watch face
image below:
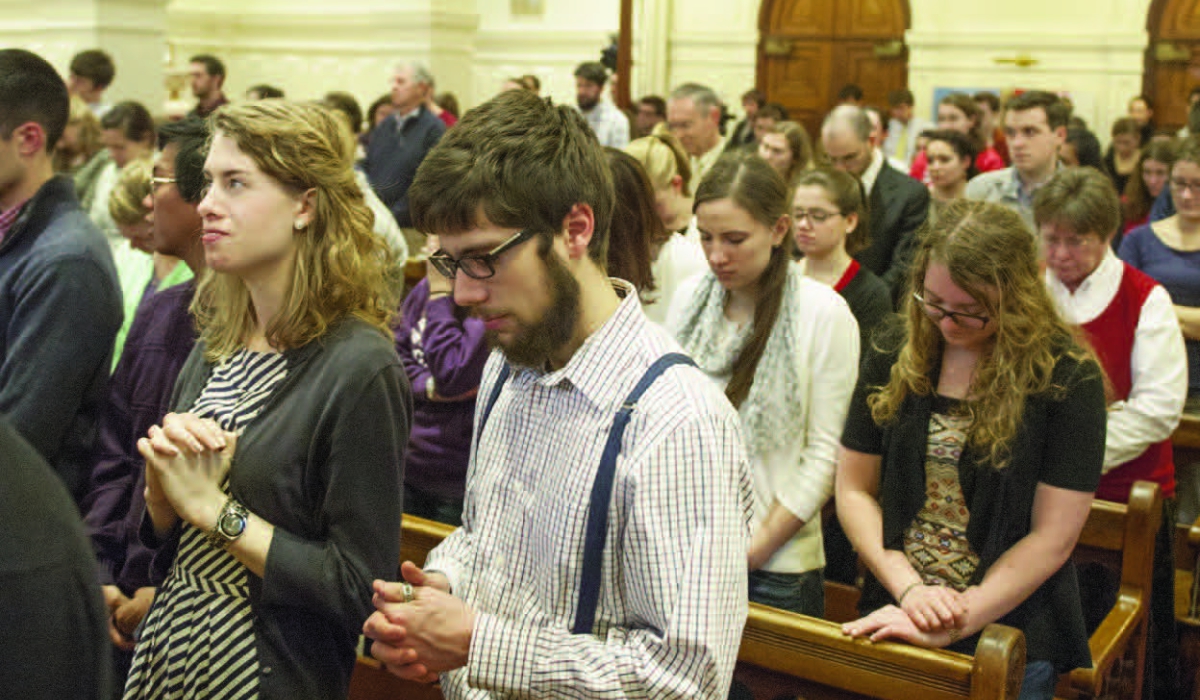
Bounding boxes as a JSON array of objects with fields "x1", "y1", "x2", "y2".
[{"x1": 219, "y1": 511, "x2": 247, "y2": 538}]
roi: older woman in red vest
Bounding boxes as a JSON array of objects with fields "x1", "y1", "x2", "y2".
[{"x1": 1034, "y1": 166, "x2": 1187, "y2": 700}]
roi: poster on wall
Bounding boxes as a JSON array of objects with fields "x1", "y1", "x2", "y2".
[
  {"x1": 511, "y1": 0, "x2": 544, "y2": 17},
  {"x1": 930, "y1": 87, "x2": 1002, "y2": 122},
  {"x1": 930, "y1": 87, "x2": 1094, "y2": 130}
]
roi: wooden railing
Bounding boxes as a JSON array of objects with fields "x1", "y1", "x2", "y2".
[
  {"x1": 1058, "y1": 481, "x2": 1161, "y2": 700},
  {"x1": 352, "y1": 480, "x2": 1160, "y2": 700}
]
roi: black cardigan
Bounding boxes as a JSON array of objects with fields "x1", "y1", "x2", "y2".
[
  {"x1": 841, "y1": 332, "x2": 1106, "y2": 670},
  {"x1": 145, "y1": 317, "x2": 413, "y2": 698}
]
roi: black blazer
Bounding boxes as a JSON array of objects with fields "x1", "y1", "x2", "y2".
[{"x1": 856, "y1": 160, "x2": 930, "y2": 300}]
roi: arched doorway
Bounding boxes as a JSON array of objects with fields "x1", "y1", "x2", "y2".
[
  {"x1": 1146, "y1": 0, "x2": 1200, "y2": 132},
  {"x1": 757, "y1": 0, "x2": 910, "y2": 141}
]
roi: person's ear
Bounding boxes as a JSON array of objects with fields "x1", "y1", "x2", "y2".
[
  {"x1": 293, "y1": 188, "x2": 317, "y2": 231},
  {"x1": 670, "y1": 174, "x2": 684, "y2": 195},
  {"x1": 561, "y1": 203, "x2": 595, "y2": 260},
  {"x1": 843, "y1": 212, "x2": 859, "y2": 236},
  {"x1": 12, "y1": 122, "x2": 46, "y2": 157},
  {"x1": 771, "y1": 214, "x2": 790, "y2": 246}
]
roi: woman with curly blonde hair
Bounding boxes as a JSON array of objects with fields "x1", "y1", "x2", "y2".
[
  {"x1": 126, "y1": 101, "x2": 411, "y2": 700},
  {"x1": 837, "y1": 199, "x2": 1106, "y2": 700}
]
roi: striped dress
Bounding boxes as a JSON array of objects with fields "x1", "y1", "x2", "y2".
[{"x1": 124, "y1": 349, "x2": 288, "y2": 700}]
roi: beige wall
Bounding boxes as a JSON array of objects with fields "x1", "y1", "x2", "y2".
[
  {"x1": 907, "y1": 0, "x2": 1155, "y2": 144},
  {"x1": 0, "y1": 0, "x2": 1165, "y2": 139},
  {"x1": 474, "y1": 0, "x2": 618, "y2": 108},
  {"x1": 651, "y1": 0, "x2": 1156, "y2": 143},
  {"x1": 0, "y1": 0, "x2": 170, "y2": 112},
  {"x1": 166, "y1": 0, "x2": 478, "y2": 119}
]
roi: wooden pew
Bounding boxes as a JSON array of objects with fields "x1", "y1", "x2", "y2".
[
  {"x1": 1056, "y1": 480, "x2": 1161, "y2": 700},
  {"x1": 356, "y1": 480, "x2": 1158, "y2": 700},
  {"x1": 356, "y1": 517, "x2": 1025, "y2": 700},
  {"x1": 349, "y1": 515, "x2": 455, "y2": 700},
  {"x1": 744, "y1": 483, "x2": 1162, "y2": 700},
  {"x1": 1176, "y1": 516, "x2": 1200, "y2": 700},
  {"x1": 1172, "y1": 413, "x2": 1200, "y2": 450},
  {"x1": 402, "y1": 256, "x2": 427, "y2": 299},
  {"x1": 736, "y1": 607, "x2": 1025, "y2": 700},
  {"x1": 1171, "y1": 410, "x2": 1200, "y2": 699}
]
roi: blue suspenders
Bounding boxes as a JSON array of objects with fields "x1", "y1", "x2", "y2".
[{"x1": 474, "y1": 352, "x2": 696, "y2": 634}]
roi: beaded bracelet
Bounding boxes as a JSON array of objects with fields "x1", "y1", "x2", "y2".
[{"x1": 897, "y1": 580, "x2": 923, "y2": 605}]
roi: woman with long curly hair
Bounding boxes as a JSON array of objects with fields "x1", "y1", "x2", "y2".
[
  {"x1": 837, "y1": 199, "x2": 1106, "y2": 700},
  {"x1": 124, "y1": 101, "x2": 411, "y2": 699}
]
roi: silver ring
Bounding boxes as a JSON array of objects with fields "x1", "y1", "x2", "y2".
[{"x1": 400, "y1": 582, "x2": 414, "y2": 604}]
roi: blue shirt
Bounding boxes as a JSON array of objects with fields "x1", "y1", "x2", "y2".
[
  {"x1": 1150, "y1": 186, "x2": 1175, "y2": 221},
  {"x1": 1119, "y1": 223, "x2": 1200, "y2": 392}
]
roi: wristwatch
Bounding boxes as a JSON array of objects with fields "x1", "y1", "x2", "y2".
[{"x1": 207, "y1": 497, "x2": 249, "y2": 549}]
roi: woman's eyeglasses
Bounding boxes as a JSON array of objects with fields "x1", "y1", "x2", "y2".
[{"x1": 912, "y1": 292, "x2": 990, "y2": 330}]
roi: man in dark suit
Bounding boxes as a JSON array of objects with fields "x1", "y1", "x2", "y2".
[{"x1": 821, "y1": 105, "x2": 929, "y2": 302}]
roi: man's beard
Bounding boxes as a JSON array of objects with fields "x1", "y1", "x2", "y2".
[
  {"x1": 487, "y1": 249, "x2": 582, "y2": 369},
  {"x1": 578, "y1": 95, "x2": 598, "y2": 112}
]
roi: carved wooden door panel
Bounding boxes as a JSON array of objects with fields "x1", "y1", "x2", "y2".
[
  {"x1": 1147, "y1": 0, "x2": 1200, "y2": 133},
  {"x1": 758, "y1": 0, "x2": 909, "y2": 140}
]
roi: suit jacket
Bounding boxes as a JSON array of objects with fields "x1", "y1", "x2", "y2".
[{"x1": 857, "y1": 160, "x2": 929, "y2": 301}]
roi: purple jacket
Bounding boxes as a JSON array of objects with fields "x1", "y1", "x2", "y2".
[
  {"x1": 394, "y1": 278, "x2": 488, "y2": 501},
  {"x1": 81, "y1": 280, "x2": 197, "y2": 593}
]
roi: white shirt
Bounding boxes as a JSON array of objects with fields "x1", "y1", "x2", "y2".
[
  {"x1": 642, "y1": 218, "x2": 707, "y2": 327},
  {"x1": 1045, "y1": 249, "x2": 1187, "y2": 471},
  {"x1": 580, "y1": 99, "x2": 630, "y2": 149},
  {"x1": 354, "y1": 169, "x2": 408, "y2": 261},
  {"x1": 87, "y1": 159, "x2": 120, "y2": 241},
  {"x1": 426, "y1": 283, "x2": 753, "y2": 699},
  {"x1": 665, "y1": 272, "x2": 860, "y2": 573},
  {"x1": 883, "y1": 116, "x2": 932, "y2": 168},
  {"x1": 689, "y1": 137, "x2": 728, "y2": 194}
]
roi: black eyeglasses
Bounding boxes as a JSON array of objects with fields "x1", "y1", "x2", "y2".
[
  {"x1": 912, "y1": 292, "x2": 990, "y2": 330},
  {"x1": 792, "y1": 208, "x2": 841, "y2": 225},
  {"x1": 427, "y1": 229, "x2": 536, "y2": 280}
]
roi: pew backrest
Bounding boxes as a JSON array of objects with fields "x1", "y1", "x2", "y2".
[{"x1": 1059, "y1": 480, "x2": 1161, "y2": 700}]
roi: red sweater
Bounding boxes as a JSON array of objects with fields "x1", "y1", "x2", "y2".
[{"x1": 1081, "y1": 262, "x2": 1175, "y2": 502}]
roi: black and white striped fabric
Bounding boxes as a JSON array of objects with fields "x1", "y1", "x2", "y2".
[
  {"x1": 190, "y1": 349, "x2": 289, "y2": 433},
  {"x1": 123, "y1": 349, "x2": 288, "y2": 699}
]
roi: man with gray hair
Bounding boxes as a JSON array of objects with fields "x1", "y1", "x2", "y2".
[
  {"x1": 366, "y1": 61, "x2": 447, "y2": 230},
  {"x1": 667, "y1": 82, "x2": 728, "y2": 191},
  {"x1": 821, "y1": 105, "x2": 928, "y2": 303}
]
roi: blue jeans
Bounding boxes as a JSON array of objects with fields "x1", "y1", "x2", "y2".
[
  {"x1": 1019, "y1": 660, "x2": 1057, "y2": 700},
  {"x1": 748, "y1": 568, "x2": 824, "y2": 618}
]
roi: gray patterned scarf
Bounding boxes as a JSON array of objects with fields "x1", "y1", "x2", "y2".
[{"x1": 675, "y1": 265, "x2": 807, "y2": 459}]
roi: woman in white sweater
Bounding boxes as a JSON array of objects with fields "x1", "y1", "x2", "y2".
[{"x1": 668, "y1": 152, "x2": 860, "y2": 616}]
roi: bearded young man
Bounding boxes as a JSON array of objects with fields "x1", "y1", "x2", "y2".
[
  {"x1": 574, "y1": 61, "x2": 630, "y2": 149},
  {"x1": 364, "y1": 87, "x2": 753, "y2": 699}
]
